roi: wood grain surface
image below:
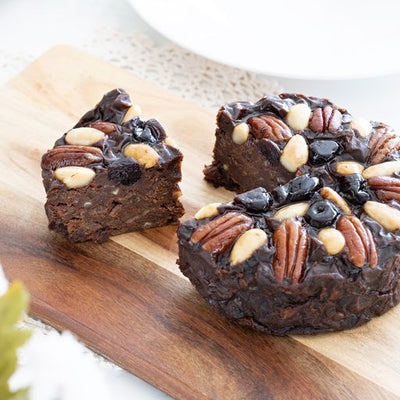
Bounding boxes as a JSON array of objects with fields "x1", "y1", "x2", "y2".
[{"x1": 1, "y1": 46, "x2": 399, "y2": 400}]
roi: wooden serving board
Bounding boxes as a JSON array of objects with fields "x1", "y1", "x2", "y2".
[{"x1": 1, "y1": 46, "x2": 400, "y2": 400}]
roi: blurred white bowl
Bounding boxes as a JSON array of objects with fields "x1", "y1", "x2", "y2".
[{"x1": 130, "y1": 0, "x2": 400, "y2": 80}]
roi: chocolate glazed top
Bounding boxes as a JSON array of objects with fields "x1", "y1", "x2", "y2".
[
  {"x1": 181, "y1": 93, "x2": 400, "y2": 290},
  {"x1": 44, "y1": 88, "x2": 181, "y2": 186},
  {"x1": 220, "y1": 93, "x2": 394, "y2": 165},
  {"x1": 179, "y1": 186, "x2": 400, "y2": 291}
]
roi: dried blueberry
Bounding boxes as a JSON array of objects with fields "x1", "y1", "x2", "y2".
[
  {"x1": 342, "y1": 134, "x2": 369, "y2": 163},
  {"x1": 144, "y1": 119, "x2": 167, "y2": 142},
  {"x1": 339, "y1": 174, "x2": 371, "y2": 204},
  {"x1": 259, "y1": 139, "x2": 281, "y2": 166},
  {"x1": 108, "y1": 158, "x2": 142, "y2": 185},
  {"x1": 305, "y1": 200, "x2": 338, "y2": 228},
  {"x1": 309, "y1": 140, "x2": 341, "y2": 165},
  {"x1": 272, "y1": 185, "x2": 289, "y2": 204},
  {"x1": 288, "y1": 175, "x2": 320, "y2": 201},
  {"x1": 125, "y1": 118, "x2": 166, "y2": 143},
  {"x1": 234, "y1": 187, "x2": 272, "y2": 211}
]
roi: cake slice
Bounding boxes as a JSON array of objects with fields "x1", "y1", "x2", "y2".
[
  {"x1": 41, "y1": 88, "x2": 184, "y2": 243},
  {"x1": 204, "y1": 93, "x2": 371, "y2": 192}
]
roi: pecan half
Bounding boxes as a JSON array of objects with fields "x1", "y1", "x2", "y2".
[
  {"x1": 368, "y1": 131, "x2": 400, "y2": 165},
  {"x1": 273, "y1": 220, "x2": 308, "y2": 285},
  {"x1": 191, "y1": 212, "x2": 253, "y2": 254},
  {"x1": 247, "y1": 115, "x2": 292, "y2": 142},
  {"x1": 368, "y1": 176, "x2": 400, "y2": 202},
  {"x1": 88, "y1": 121, "x2": 120, "y2": 135},
  {"x1": 309, "y1": 105, "x2": 342, "y2": 133},
  {"x1": 336, "y1": 215, "x2": 378, "y2": 268},
  {"x1": 41, "y1": 145, "x2": 103, "y2": 170},
  {"x1": 374, "y1": 122, "x2": 395, "y2": 136}
]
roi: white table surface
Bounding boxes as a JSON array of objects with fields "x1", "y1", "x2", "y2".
[{"x1": 1, "y1": 1, "x2": 399, "y2": 399}]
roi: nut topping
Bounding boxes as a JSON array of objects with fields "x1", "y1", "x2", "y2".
[
  {"x1": 273, "y1": 220, "x2": 308, "y2": 285},
  {"x1": 173, "y1": 190, "x2": 183, "y2": 200},
  {"x1": 286, "y1": 103, "x2": 312, "y2": 131},
  {"x1": 230, "y1": 228, "x2": 267, "y2": 266},
  {"x1": 368, "y1": 176, "x2": 400, "y2": 202},
  {"x1": 124, "y1": 143, "x2": 159, "y2": 169},
  {"x1": 350, "y1": 117, "x2": 372, "y2": 138},
  {"x1": 194, "y1": 203, "x2": 221, "y2": 220},
  {"x1": 88, "y1": 121, "x2": 119, "y2": 135},
  {"x1": 122, "y1": 104, "x2": 142, "y2": 122},
  {"x1": 318, "y1": 228, "x2": 345, "y2": 255},
  {"x1": 165, "y1": 136, "x2": 179, "y2": 149},
  {"x1": 273, "y1": 202, "x2": 309, "y2": 220},
  {"x1": 364, "y1": 201, "x2": 400, "y2": 231},
  {"x1": 65, "y1": 127, "x2": 105, "y2": 146},
  {"x1": 368, "y1": 131, "x2": 400, "y2": 165},
  {"x1": 362, "y1": 160, "x2": 400, "y2": 179},
  {"x1": 335, "y1": 161, "x2": 364, "y2": 175},
  {"x1": 54, "y1": 166, "x2": 96, "y2": 189},
  {"x1": 247, "y1": 115, "x2": 292, "y2": 141},
  {"x1": 337, "y1": 215, "x2": 378, "y2": 268},
  {"x1": 320, "y1": 187, "x2": 351, "y2": 215},
  {"x1": 41, "y1": 146, "x2": 103, "y2": 170},
  {"x1": 191, "y1": 212, "x2": 253, "y2": 254},
  {"x1": 280, "y1": 134, "x2": 309, "y2": 172},
  {"x1": 232, "y1": 123, "x2": 250, "y2": 145},
  {"x1": 309, "y1": 106, "x2": 342, "y2": 133}
]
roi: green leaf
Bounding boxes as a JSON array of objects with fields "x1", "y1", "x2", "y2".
[
  {"x1": 0, "y1": 351, "x2": 17, "y2": 385},
  {"x1": 0, "y1": 282, "x2": 29, "y2": 329},
  {"x1": 0, "y1": 385, "x2": 29, "y2": 400},
  {"x1": 9, "y1": 387, "x2": 29, "y2": 400},
  {"x1": 0, "y1": 382, "x2": 12, "y2": 398},
  {"x1": 0, "y1": 281, "x2": 31, "y2": 400},
  {"x1": 0, "y1": 328, "x2": 31, "y2": 356}
]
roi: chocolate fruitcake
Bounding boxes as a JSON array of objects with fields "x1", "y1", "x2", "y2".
[
  {"x1": 179, "y1": 94, "x2": 400, "y2": 334},
  {"x1": 41, "y1": 88, "x2": 184, "y2": 243},
  {"x1": 204, "y1": 93, "x2": 394, "y2": 192}
]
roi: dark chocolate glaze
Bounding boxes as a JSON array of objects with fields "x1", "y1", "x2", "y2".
[
  {"x1": 42, "y1": 88, "x2": 184, "y2": 242},
  {"x1": 178, "y1": 185, "x2": 400, "y2": 334},
  {"x1": 204, "y1": 93, "x2": 396, "y2": 192},
  {"x1": 181, "y1": 93, "x2": 400, "y2": 334}
]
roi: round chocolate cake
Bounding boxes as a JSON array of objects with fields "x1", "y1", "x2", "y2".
[{"x1": 178, "y1": 93, "x2": 400, "y2": 335}]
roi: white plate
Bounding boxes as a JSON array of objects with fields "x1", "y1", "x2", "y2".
[{"x1": 130, "y1": 0, "x2": 400, "y2": 80}]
